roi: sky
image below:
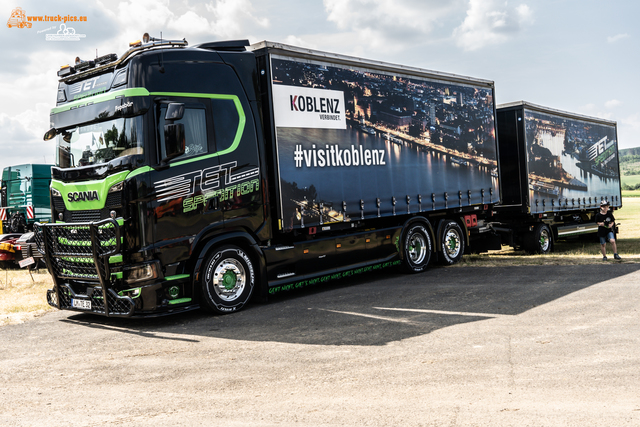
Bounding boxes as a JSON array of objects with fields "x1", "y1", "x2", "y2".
[{"x1": 1, "y1": 0, "x2": 639, "y2": 174}]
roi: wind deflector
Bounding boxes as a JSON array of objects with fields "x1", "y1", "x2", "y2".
[{"x1": 194, "y1": 40, "x2": 250, "y2": 52}]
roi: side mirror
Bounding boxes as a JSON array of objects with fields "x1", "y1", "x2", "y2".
[
  {"x1": 165, "y1": 103, "x2": 185, "y2": 121},
  {"x1": 163, "y1": 123, "x2": 185, "y2": 163},
  {"x1": 43, "y1": 128, "x2": 57, "y2": 141}
]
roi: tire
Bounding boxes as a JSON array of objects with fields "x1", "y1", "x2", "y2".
[
  {"x1": 8, "y1": 213, "x2": 26, "y2": 234},
  {"x1": 525, "y1": 224, "x2": 552, "y2": 254},
  {"x1": 200, "y1": 245, "x2": 256, "y2": 314},
  {"x1": 438, "y1": 221, "x2": 465, "y2": 265},
  {"x1": 400, "y1": 222, "x2": 432, "y2": 273}
]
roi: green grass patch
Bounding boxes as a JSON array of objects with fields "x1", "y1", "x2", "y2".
[
  {"x1": 456, "y1": 197, "x2": 640, "y2": 267},
  {"x1": 621, "y1": 175, "x2": 640, "y2": 187}
]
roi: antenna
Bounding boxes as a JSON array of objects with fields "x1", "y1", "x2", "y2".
[{"x1": 159, "y1": 31, "x2": 165, "y2": 73}]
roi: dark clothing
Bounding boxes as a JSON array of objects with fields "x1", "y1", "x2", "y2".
[{"x1": 595, "y1": 211, "x2": 616, "y2": 238}]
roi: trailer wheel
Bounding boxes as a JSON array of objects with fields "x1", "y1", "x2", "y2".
[
  {"x1": 200, "y1": 245, "x2": 256, "y2": 314},
  {"x1": 400, "y1": 222, "x2": 432, "y2": 273},
  {"x1": 8, "y1": 212, "x2": 26, "y2": 234},
  {"x1": 525, "y1": 224, "x2": 552, "y2": 254},
  {"x1": 439, "y1": 221, "x2": 465, "y2": 265}
]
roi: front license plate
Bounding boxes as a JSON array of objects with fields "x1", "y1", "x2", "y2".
[{"x1": 72, "y1": 298, "x2": 91, "y2": 310}]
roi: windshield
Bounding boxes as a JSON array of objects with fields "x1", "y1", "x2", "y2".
[{"x1": 56, "y1": 116, "x2": 144, "y2": 168}]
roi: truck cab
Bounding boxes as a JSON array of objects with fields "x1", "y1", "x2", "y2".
[
  {"x1": 1, "y1": 164, "x2": 52, "y2": 234},
  {"x1": 37, "y1": 37, "x2": 268, "y2": 316}
]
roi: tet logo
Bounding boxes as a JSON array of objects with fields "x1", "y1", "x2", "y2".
[{"x1": 7, "y1": 7, "x2": 32, "y2": 28}]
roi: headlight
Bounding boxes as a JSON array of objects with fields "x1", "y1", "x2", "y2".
[
  {"x1": 123, "y1": 262, "x2": 161, "y2": 284},
  {"x1": 108, "y1": 181, "x2": 124, "y2": 193},
  {"x1": 51, "y1": 187, "x2": 61, "y2": 197}
]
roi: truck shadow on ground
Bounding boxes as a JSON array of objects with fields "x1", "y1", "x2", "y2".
[{"x1": 63, "y1": 264, "x2": 640, "y2": 346}]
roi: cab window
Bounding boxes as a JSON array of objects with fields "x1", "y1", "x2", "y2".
[{"x1": 157, "y1": 103, "x2": 208, "y2": 162}]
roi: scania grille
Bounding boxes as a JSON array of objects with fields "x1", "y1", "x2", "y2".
[
  {"x1": 69, "y1": 210, "x2": 102, "y2": 222},
  {"x1": 34, "y1": 219, "x2": 120, "y2": 280},
  {"x1": 52, "y1": 191, "x2": 122, "y2": 223}
]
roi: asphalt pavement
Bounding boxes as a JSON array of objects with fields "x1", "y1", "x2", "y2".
[{"x1": 1, "y1": 264, "x2": 639, "y2": 426}]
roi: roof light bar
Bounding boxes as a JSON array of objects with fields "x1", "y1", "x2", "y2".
[
  {"x1": 95, "y1": 53, "x2": 117, "y2": 65},
  {"x1": 74, "y1": 59, "x2": 95, "y2": 72},
  {"x1": 57, "y1": 65, "x2": 75, "y2": 77}
]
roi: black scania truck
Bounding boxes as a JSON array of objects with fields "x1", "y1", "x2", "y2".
[{"x1": 36, "y1": 37, "x2": 500, "y2": 317}]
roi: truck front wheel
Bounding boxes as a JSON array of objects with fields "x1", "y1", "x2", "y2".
[
  {"x1": 400, "y1": 222, "x2": 432, "y2": 273},
  {"x1": 525, "y1": 224, "x2": 552, "y2": 254},
  {"x1": 200, "y1": 245, "x2": 256, "y2": 314},
  {"x1": 439, "y1": 221, "x2": 465, "y2": 265}
]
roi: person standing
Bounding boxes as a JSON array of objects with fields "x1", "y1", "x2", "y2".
[{"x1": 595, "y1": 200, "x2": 621, "y2": 261}]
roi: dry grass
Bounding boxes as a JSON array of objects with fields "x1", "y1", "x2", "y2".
[
  {"x1": 1, "y1": 198, "x2": 638, "y2": 326},
  {"x1": 0, "y1": 268, "x2": 54, "y2": 326},
  {"x1": 457, "y1": 197, "x2": 640, "y2": 267}
]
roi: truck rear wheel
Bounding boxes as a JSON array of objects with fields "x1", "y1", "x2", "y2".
[
  {"x1": 8, "y1": 212, "x2": 26, "y2": 234},
  {"x1": 525, "y1": 224, "x2": 552, "y2": 254},
  {"x1": 439, "y1": 221, "x2": 465, "y2": 265},
  {"x1": 200, "y1": 245, "x2": 256, "y2": 314},
  {"x1": 400, "y1": 222, "x2": 432, "y2": 273}
]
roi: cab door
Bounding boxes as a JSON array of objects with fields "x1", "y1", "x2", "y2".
[
  {"x1": 210, "y1": 96, "x2": 263, "y2": 231},
  {"x1": 151, "y1": 97, "x2": 222, "y2": 266}
]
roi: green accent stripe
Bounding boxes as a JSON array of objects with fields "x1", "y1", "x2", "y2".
[
  {"x1": 50, "y1": 91, "x2": 246, "y2": 181},
  {"x1": 125, "y1": 92, "x2": 247, "y2": 179},
  {"x1": 61, "y1": 256, "x2": 93, "y2": 263},
  {"x1": 150, "y1": 92, "x2": 246, "y2": 166},
  {"x1": 58, "y1": 237, "x2": 118, "y2": 247},
  {"x1": 51, "y1": 171, "x2": 130, "y2": 211},
  {"x1": 109, "y1": 255, "x2": 123, "y2": 264},
  {"x1": 51, "y1": 88, "x2": 151, "y2": 114},
  {"x1": 168, "y1": 298, "x2": 192, "y2": 305},
  {"x1": 165, "y1": 274, "x2": 190, "y2": 281},
  {"x1": 118, "y1": 288, "x2": 141, "y2": 299}
]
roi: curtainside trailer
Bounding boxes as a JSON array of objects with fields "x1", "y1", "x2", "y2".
[
  {"x1": 492, "y1": 101, "x2": 622, "y2": 253},
  {"x1": 35, "y1": 37, "x2": 499, "y2": 317}
]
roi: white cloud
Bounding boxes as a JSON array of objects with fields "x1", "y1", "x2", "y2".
[
  {"x1": 168, "y1": 11, "x2": 212, "y2": 36},
  {"x1": 453, "y1": 0, "x2": 533, "y2": 51},
  {"x1": 0, "y1": 103, "x2": 56, "y2": 169},
  {"x1": 323, "y1": 0, "x2": 463, "y2": 51},
  {"x1": 282, "y1": 35, "x2": 317, "y2": 50},
  {"x1": 206, "y1": 0, "x2": 269, "y2": 39},
  {"x1": 617, "y1": 113, "x2": 640, "y2": 148},
  {"x1": 605, "y1": 99, "x2": 622, "y2": 109},
  {"x1": 117, "y1": 0, "x2": 175, "y2": 29},
  {"x1": 607, "y1": 33, "x2": 629, "y2": 43}
]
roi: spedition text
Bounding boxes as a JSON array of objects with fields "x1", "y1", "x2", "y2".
[{"x1": 294, "y1": 144, "x2": 386, "y2": 168}]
